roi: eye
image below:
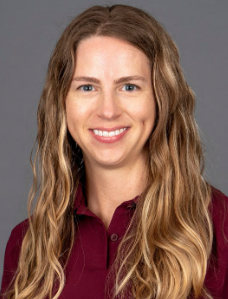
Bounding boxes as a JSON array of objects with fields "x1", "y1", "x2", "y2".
[
  {"x1": 78, "y1": 85, "x2": 95, "y2": 92},
  {"x1": 122, "y1": 84, "x2": 138, "y2": 92}
]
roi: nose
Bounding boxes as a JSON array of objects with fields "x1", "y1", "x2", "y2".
[{"x1": 96, "y1": 90, "x2": 122, "y2": 120}]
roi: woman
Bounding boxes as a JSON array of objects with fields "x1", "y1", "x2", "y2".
[{"x1": 1, "y1": 4, "x2": 228, "y2": 299}]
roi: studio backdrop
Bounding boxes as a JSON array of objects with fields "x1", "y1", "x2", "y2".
[{"x1": 0, "y1": 0, "x2": 227, "y2": 283}]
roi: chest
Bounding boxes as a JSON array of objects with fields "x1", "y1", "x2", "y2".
[{"x1": 59, "y1": 206, "x2": 134, "y2": 299}]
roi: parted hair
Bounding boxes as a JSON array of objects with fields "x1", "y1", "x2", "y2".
[{"x1": 4, "y1": 4, "x2": 213, "y2": 299}]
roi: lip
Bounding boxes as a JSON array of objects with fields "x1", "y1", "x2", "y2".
[
  {"x1": 90, "y1": 126, "x2": 129, "y2": 132},
  {"x1": 89, "y1": 127, "x2": 130, "y2": 143}
]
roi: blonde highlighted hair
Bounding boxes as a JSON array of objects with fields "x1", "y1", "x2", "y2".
[{"x1": 5, "y1": 4, "x2": 213, "y2": 299}]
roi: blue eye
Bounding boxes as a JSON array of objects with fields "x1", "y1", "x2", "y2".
[
  {"x1": 122, "y1": 84, "x2": 137, "y2": 91},
  {"x1": 79, "y1": 85, "x2": 94, "y2": 92}
]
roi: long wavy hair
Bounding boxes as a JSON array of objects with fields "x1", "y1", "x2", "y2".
[{"x1": 4, "y1": 4, "x2": 213, "y2": 299}]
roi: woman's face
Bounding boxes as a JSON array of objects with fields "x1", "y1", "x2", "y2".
[{"x1": 66, "y1": 36, "x2": 156, "y2": 169}]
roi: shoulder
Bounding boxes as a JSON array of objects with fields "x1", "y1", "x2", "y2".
[
  {"x1": 211, "y1": 186, "x2": 228, "y2": 207},
  {"x1": 2, "y1": 219, "x2": 29, "y2": 274},
  {"x1": 1, "y1": 219, "x2": 29, "y2": 295},
  {"x1": 204, "y1": 187, "x2": 228, "y2": 298},
  {"x1": 209, "y1": 186, "x2": 228, "y2": 253},
  {"x1": 210, "y1": 186, "x2": 228, "y2": 234},
  {"x1": 6, "y1": 218, "x2": 29, "y2": 259},
  {"x1": 10, "y1": 218, "x2": 29, "y2": 237}
]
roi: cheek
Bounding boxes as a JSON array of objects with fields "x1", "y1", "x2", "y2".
[
  {"x1": 139, "y1": 101, "x2": 157, "y2": 139},
  {"x1": 65, "y1": 102, "x2": 83, "y2": 139},
  {"x1": 66, "y1": 105, "x2": 77, "y2": 132},
  {"x1": 65, "y1": 99, "x2": 93, "y2": 136},
  {"x1": 130, "y1": 98, "x2": 156, "y2": 125},
  {"x1": 66, "y1": 100, "x2": 81, "y2": 124}
]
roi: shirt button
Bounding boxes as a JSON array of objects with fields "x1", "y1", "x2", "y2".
[{"x1": 110, "y1": 233, "x2": 119, "y2": 242}]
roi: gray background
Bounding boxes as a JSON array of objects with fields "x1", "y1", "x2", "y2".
[{"x1": 0, "y1": 0, "x2": 227, "y2": 284}]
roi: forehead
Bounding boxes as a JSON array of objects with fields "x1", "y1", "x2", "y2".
[{"x1": 74, "y1": 36, "x2": 151, "y2": 78}]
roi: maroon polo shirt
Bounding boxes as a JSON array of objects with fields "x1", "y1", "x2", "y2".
[{"x1": 1, "y1": 186, "x2": 228, "y2": 299}]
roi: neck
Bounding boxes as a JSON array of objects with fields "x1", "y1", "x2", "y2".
[{"x1": 84, "y1": 155, "x2": 149, "y2": 229}]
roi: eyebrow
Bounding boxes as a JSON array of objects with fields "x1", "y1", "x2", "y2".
[{"x1": 72, "y1": 76, "x2": 147, "y2": 84}]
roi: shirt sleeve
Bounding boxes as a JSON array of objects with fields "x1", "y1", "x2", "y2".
[
  {"x1": 204, "y1": 187, "x2": 228, "y2": 299},
  {"x1": 0, "y1": 220, "x2": 28, "y2": 298}
]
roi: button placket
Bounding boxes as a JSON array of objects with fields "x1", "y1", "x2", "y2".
[{"x1": 110, "y1": 233, "x2": 119, "y2": 242}]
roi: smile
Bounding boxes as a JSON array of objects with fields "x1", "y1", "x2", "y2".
[{"x1": 92, "y1": 128, "x2": 127, "y2": 137}]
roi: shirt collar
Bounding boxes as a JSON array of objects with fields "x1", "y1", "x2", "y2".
[{"x1": 74, "y1": 183, "x2": 139, "y2": 216}]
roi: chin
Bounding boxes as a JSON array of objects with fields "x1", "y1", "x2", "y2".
[
  {"x1": 97, "y1": 158, "x2": 125, "y2": 167},
  {"x1": 91, "y1": 154, "x2": 127, "y2": 168}
]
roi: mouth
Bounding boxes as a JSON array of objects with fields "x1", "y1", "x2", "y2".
[
  {"x1": 89, "y1": 126, "x2": 130, "y2": 143},
  {"x1": 92, "y1": 127, "x2": 128, "y2": 137}
]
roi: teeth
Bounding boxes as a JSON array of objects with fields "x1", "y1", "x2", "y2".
[
  {"x1": 108, "y1": 131, "x2": 115, "y2": 137},
  {"x1": 93, "y1": 128, "x2": 127, "y2": 137}
]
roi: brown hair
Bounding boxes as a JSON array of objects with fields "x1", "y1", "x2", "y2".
[{"x1": 5, "y1": 4, "x2": 212, "y2": 299}]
